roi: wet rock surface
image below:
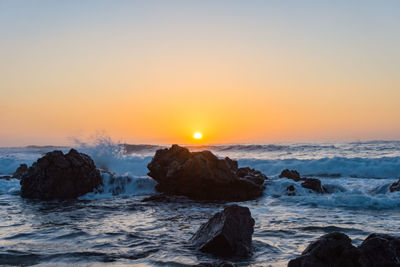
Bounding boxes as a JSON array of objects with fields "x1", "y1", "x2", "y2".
[
  {"x1": 147, "y1": 145, "x2": 267, "y2": 201},
  {"x1": 190, "y1": 205, "x2": 255, "y2": 257},
  {"x1": 20, "y1": 149, "x2": 102, "y2": 200}
]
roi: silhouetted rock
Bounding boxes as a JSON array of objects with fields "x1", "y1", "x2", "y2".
[
  {"x1": 12, "y1": 164, "x2": 28, "y2": 179},
  {"x1": 147, "y1": 145, "x2": 267, "y2": 201},
  {"x1": 190, "y1": 205, "x2": 254, "y2": 257},
  {"x1": 279, "y1": 169, "x2": 301, "y2": 181},
  {"x1": 359, "y1": 233, "x2": 400, "y2": 267},
  {"x1": 279, "y1": 169, "x2": 327, "y2": 194},
  {"x1": 389, "y1": 178, "x2": 400, "y2": 192},
  {"x1": 20, "y1": 149, "x2": 102, "y2": 200},
  {"x1": 288, "y1": 232, "x2": 360, "y2": 267},
  {"x1": 301, "y1": 178, "x2": 326, "y2": 194}
]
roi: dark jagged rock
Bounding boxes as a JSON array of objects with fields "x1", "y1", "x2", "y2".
[
  {"x1": 147, "y1": 145, "x2": 267, "y2": 201},
  {"x1": 190, "y1": 205, "x2": 254, "y2": 257},
  {"x1": 288, "y1": 232, "x2": 360, "y2": 267},
  {"x1": 389, "y1": 178, "x2": 400, "y2": 192},
  {"x1": 12, "y1": 164, "x2": 28, "y2": 179},
  {"x1": 358, "y1": 233, "x2": 400, "y2": 267},
  {"x1": 279, "y1": 169, "x2": 327, "y2": 194},
  {"x1": 20, "y1": 149, "x2": 102, "y2": 200},
  {"x1": 279, "y1": 169, "x2": 301, "y2": 181},
  {"x1": 301, "y1": 178, "x2": 326, "y2": 194}
]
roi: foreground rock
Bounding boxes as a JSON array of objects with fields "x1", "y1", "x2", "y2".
[
  {"x1": 389, "y1": 178, "x2": 400, "y2": 192},
  {"x1": 288, "y1": 232, "x2": 400, "y2": 267},
  {"x1": 20, "y1": 149, "x2": 102, "y2": 200},
  {"x1": 288, "y1": 232, "x2": 360, "y2": 267},
  {"x1": 190, "y1": 205, "x2": 254, "y2": 257},
  {"x1": 280, "y1": 169, "x2": 327, "y2": 194},
  {"x1": 147, "y1": 145, "x2": 267, "y2": 201},
  {"x1": 358, "y1": 233, "x2": 400, "y2": 267},
  {"x1": 12, "y1": 164, "x2": 28, "y2": 179}
]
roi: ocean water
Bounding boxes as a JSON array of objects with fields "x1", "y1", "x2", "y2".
[{"x1": 1, "y1": 140, "x2": 400, "y2": 266}]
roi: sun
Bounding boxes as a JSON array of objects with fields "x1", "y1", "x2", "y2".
[{"x1": 193, "y1": 132, "x2": 203, "y2": 140}]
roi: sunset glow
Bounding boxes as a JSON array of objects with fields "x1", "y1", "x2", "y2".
[{"x1": 0, "y1": 1, "x2": 399, "y2": 146}]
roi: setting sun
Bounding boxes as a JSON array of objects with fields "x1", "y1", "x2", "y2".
[{"x1": 193, "y1": 132, "x2": 203, "y2": 140}]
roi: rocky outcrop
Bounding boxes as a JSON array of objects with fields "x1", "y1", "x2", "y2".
[
  {"x1": 12, "y1": 164, "x2": 28, "y2": 179},
  {"x1": 288, "y1": 232, "x2": 400, "y2": 267},
  {"x1": 288, "y1": 232, "x2": 360, "y2": 267},
  {"x1": 190, "y1": 205, "x2": 254, "y2": 257},
  {"x1": 147, "y1": 145, "x2": 267, "y2": 201},
  {"x1": 280, "y1": 169, "x2": 327, "y2": 194},
  {"x1": 20, "y1": 149, "x2": 102, "y2": 200},
  {"x1": 389, "y1": 178, "x2": 400, "y2": 192},
  {"x1": 358, "y1": 233, "x2": 400, "y2": 267}
]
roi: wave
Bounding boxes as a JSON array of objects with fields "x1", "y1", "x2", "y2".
[
  {"x1": 265, "y1": 177, "x2": 400, "y2": 209},
  {"x1": 239, "y1": 156, "x2": 400, "y2": 179}
]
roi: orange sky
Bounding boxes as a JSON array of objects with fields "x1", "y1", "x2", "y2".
[{"x1": 1, "y1": 1, "x2": 399, "y2": 146}]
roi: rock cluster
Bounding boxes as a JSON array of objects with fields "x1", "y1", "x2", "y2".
[
  {"x1": 288, "y1": 232, "x2": 400, "y2": 267},
  {"x1": 147, "y1": 145, "x2": 267, "y2": 201},
  {"x1": 279, "y1": 169, "x2": 327, "y2": 194},
  {"x1": 190, "y1": 205, "x2": 254, "y2": 257},
  {"x1": 20, "y1": 149, "x2": 102, "y2": 200}
]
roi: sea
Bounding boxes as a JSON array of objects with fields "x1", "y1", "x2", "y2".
[{"x1": 1, "y1": 140, "x2": 400, "y2": 266}]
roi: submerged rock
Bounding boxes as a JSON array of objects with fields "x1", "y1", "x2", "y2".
[
  {"x1": 12, "y1": 164, "x2": 28, "y2": 179},
  {"x1": 288, "y1": 232, "x2": 360, "y2": 267},
  {"x1": 279, "y1": 169, "x2": 327, "y2": 194},
  {"x1": 20, "y1": 149, "x2": 102, "y2": 200},
  {"x1": 389, "y1": 178, "x2": 400, "y2": 192},
  {"x1": 358, "y1": 233, "x2": 400, "y2": 267},
  {"x1": 190, "y1": 205, "x2": 254, "y2": 257},
  {"x1": 147, "y1": 145, "x2": 267, "y2": 201}
]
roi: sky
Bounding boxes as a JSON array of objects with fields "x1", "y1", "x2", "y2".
[{"x1": 0, "y1": 0, "x2": 399, "y2": 146}]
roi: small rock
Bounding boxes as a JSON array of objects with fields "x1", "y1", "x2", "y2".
[
  {"x1": 190, "y1": 205, "x2": 254, "y2": 257},
  {"x1": 279, "y1": 169, "x2": 301, "y2": 181}
]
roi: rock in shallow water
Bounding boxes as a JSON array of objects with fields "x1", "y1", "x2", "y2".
[
  {"x1": 288, "y1": 232, "x2": 360, "y2": 267},
  {"x1": 147, "y1": 145, "x2": 267, "y2": 201},
  {"x1": 288, "y1": 232, "x2": 400, "y2": 267},
  {"x1": 190, "y1": 205, "x2": 254, "y2": 257},
  {"x1": 280, "y1": 169, "x2": 327, "y2": 194},
  {"x1": 20, "y1": 149, "x2": 102, "y2": 200},
  {"x1": 358, "y1": 233, "x2": 400, "y2": 267}
]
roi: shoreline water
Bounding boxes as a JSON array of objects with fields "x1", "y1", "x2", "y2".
[{"x1": 1, "y1": 141, "x2": 400, "y2": 266}]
